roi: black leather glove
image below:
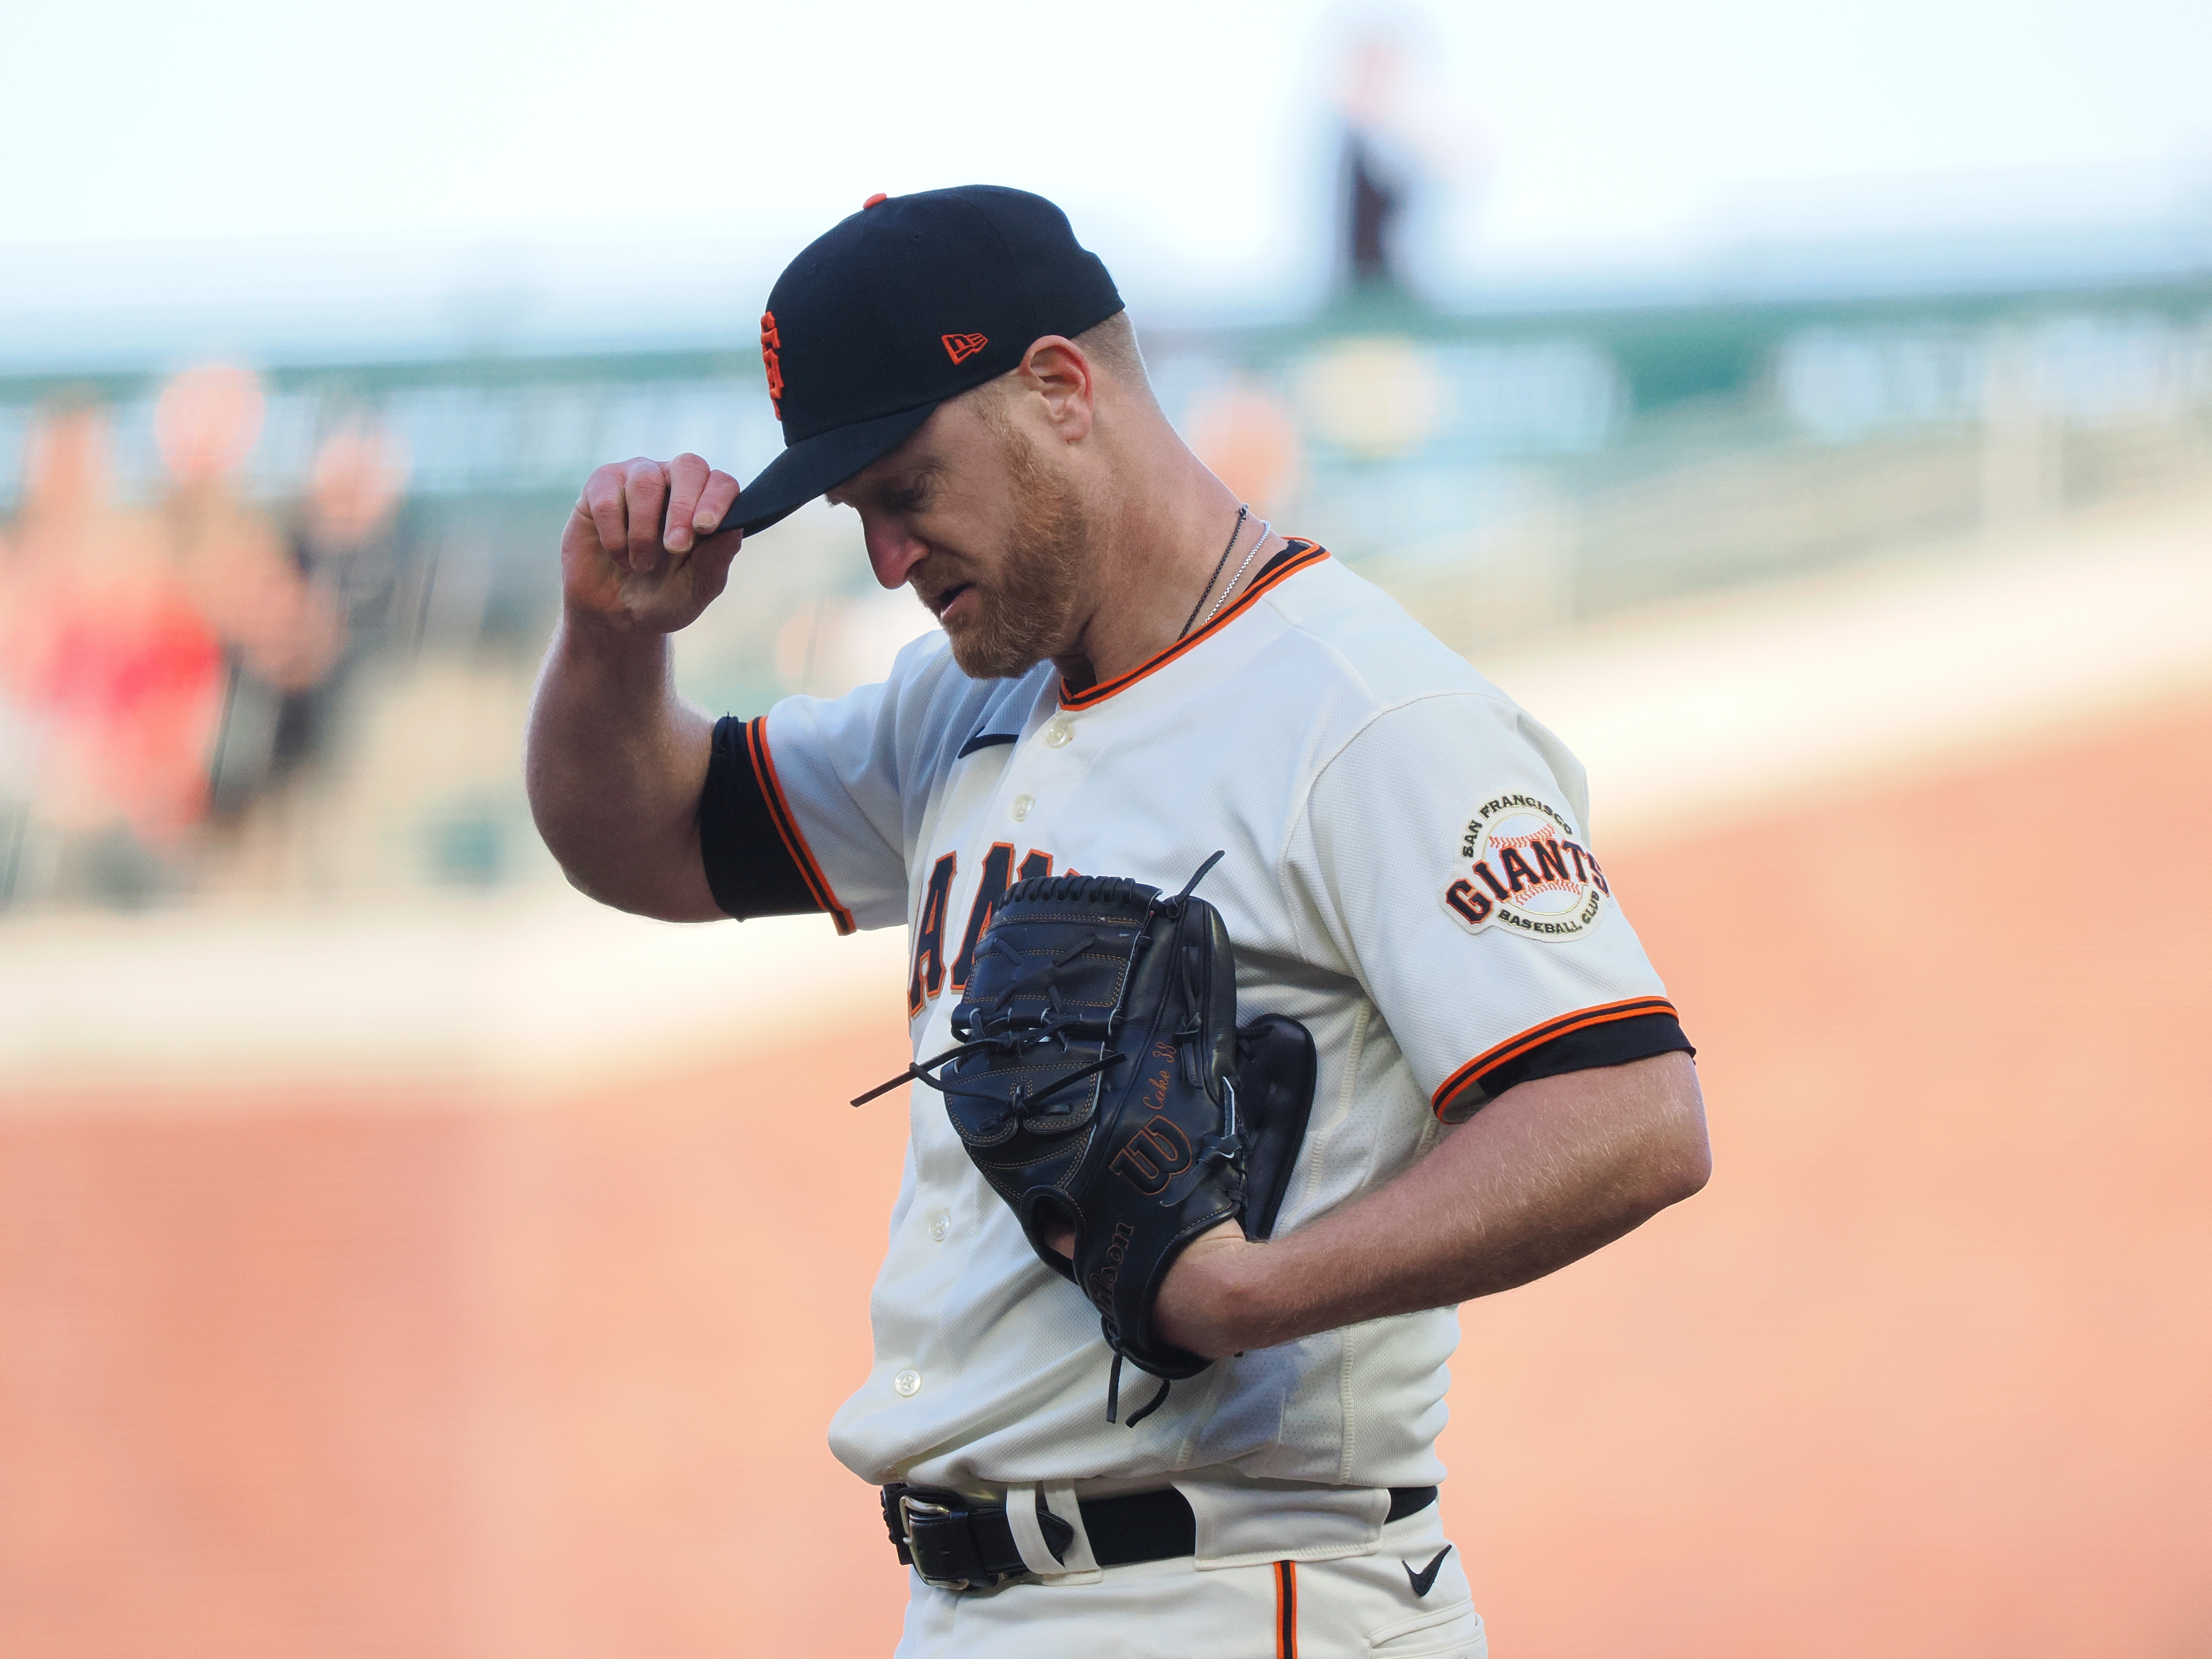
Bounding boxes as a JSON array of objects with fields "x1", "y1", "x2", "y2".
[{"x1": 859, "y1": 853, "x2": 1316, "y2": 1425}]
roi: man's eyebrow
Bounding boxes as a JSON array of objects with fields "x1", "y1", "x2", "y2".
[{"x1": 826, "y1": 461, "x2": 937, "y2": 512}]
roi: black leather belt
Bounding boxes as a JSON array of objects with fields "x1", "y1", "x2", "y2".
[{"x1": 881, "y1": 1481, "x2": 1438, "y2": 1591}]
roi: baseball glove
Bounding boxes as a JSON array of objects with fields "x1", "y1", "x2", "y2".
[{"x1": 854, "y1": 853, "x2": 1316, "y2": 1425}]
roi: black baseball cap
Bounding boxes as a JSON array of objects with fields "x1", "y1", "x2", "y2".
[{"x1": 732, "y1": 185, "x2": 1123, "y2": 536}]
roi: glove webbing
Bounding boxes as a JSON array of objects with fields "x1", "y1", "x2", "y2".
[
  {"x1": 849, "y1": 927, "x2": 1132, "y2": 1111},
  {"x1": 853, "y1": 855, "x2": 1223, "y2": 1112}
]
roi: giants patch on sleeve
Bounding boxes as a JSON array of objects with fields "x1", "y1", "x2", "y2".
[{"x1": 1440, "y1": 793, "x2": 1610, "y2": 942}]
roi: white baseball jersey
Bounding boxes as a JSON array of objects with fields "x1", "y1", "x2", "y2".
[{"x1": 698, "y1": 543, "x2": 1688, "y2": 1507}]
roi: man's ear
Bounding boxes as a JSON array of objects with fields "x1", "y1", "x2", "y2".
[{"x1": 1014, "y1": 336, "x2": 1095, "y2": 445}]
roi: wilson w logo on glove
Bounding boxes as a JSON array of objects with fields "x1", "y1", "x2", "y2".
[
  {"x1": 1111, "y1": 1117, "x2": 1194, "y2": 1194},
  {"x1": 855, "y1": 853, "x2": 1317, "y2": 1426}
]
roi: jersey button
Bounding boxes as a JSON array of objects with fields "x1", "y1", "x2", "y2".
[
  {"x1": 926, "y1": 1211, "x2": 950, "y2": 1242},
  {"x1": 1043, "y1": 720, "x2": 1073, "y2": 748},
  {"x1": 1010, "y1": 793, "x2": 1034, "y2": 822},
  {"x1": 894, "y1": 1368, "x2": 923, "y2": 1397}
]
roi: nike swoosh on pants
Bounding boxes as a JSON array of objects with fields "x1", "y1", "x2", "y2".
[{"x1": 1403, "y1": 1545, "x2": 1453, "y2": 1598}]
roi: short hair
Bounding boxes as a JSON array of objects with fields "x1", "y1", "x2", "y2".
[
  {"x1": 968, "y1": 308, "x2": 1157, "y2": 430},
  {"x1": 1074, "y1": 309, "x2": 1150, "y2": 395}
]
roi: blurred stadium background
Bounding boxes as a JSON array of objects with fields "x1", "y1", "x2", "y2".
[{"x1": 3, "y1": 2, "x2": 2210, "y2": 1655}]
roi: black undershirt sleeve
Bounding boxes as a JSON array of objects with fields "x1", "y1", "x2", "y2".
[
  {"x1": 1485, "y1": 1012, "x2": 1694, "y2": 1094},
  {"x1": 1444, "y1": 1012, "x2": 1696, "y2": 1121},
  {"x1": 696, "y1": 714, "x2": 824, "y2": 922}
]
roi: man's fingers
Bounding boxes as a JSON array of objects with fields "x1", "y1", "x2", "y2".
[
  {"x1": 690, "y1": 518, "x2": 744, "y2": 607},
  {"x1": 570, "y1": 454, "x2": 729, "y2": 585},
  {"x1": 622, "y1": 458, "x2": 670, "y2": 573},
  {"x1": 580, "y1": 462, "x2": 630, "y2": 558},
  {"x1": 664, "y1": 453, "x2": 710, "y2": 553},
  {"x1": 694, "y1": 469, "x2": 741, "y2": 536}
]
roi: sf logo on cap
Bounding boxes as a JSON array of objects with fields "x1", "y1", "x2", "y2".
[
  {"x1": 941, "y1": 332, "x2": 988, "y2": 365},
  {"x1": 760, "y1": 312, "x2": 786, "y2": 420}
]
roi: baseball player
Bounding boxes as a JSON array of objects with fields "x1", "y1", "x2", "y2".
[{"x1": 526, "y1": 186, "x2": 1709, "y2": 1657}]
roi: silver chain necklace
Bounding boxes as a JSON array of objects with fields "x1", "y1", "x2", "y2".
[
  {"x1": 1177, "y1": 506, "x2": 1248, "y2": 641},
  {"x1": 1176, "y1": 506, "x2": 1275, "y2": 641},
  {"x1": 1196, "y1": 513, "x2": 1273, "y2": 633}
]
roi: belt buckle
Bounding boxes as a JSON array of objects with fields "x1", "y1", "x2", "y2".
[{"x1": 897, "y1": 1491, "x2": 986, "y2": 1592}]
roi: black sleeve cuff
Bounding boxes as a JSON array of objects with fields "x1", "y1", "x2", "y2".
[
  {"x1": 1437, "y1": 1006, "x2": 1695, "y2": 1123},
  {"x1": 698, "y1": 714, "x2": 828, "y2": 923}
]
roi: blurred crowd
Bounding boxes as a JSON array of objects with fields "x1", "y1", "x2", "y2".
[
  {"x1": 0, "y1": 366, "x2": 410, "y2": 907},
  {"x1": 4, "y1": 306, "x2": 2201, "y2": 917}
]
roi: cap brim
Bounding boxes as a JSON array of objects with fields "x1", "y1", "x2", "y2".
[{"x1": 730, "y1": 402, "x2": 941, "y2": 536}]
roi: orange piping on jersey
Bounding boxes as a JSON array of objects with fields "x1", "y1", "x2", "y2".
[
  {"x1": 1059, "y1": 541, "x2": 1331, "y2": 711},
  {"x1": 745, "y1": 716, "x2": 858, "y2": 935},
  {"x1": 1429, "y1": 995, "x2": 1679, "y2": 1118}
]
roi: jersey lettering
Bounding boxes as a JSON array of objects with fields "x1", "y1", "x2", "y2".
[
  {"x1": 1577, "y1": 844, "x2": 1611, "y2": 895},
  {"x1": 950, "y1": 843, "x2": 1015, "y2": 992},
  {"x1": 908, "y1": 852, "x2": 957, "y2": 1015},
  {"x1": 1444, "y1": 878, "x2": 1493, "y2": 925},
  {"x1": 1498, "y1": 845, "x2": 1541, "y2": 894},
  {"x1": 1442, "y1": 795, "x2": 1612, "y2": 943},
  {"x1": 1533, "y1": 839, "x2": 1572, "y2": 884},
  {"x1": 914, "y1": 845, "x2": 1057, "y2": 1012},
  {"x1": 949, "y1": 846, "x2": 1056, "y2": 990}
]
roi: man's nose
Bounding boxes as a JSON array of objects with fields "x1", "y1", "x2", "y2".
[{"x1": 862, "y1": 518, "x2": 929, "y2": 590}]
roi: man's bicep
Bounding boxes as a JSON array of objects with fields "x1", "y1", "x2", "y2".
[{"x1": 1456, "y1": 1049, "x2": 1711, "y2": 1212}]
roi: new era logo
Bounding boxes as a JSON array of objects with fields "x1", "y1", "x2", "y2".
[{"x1": 941, "y1": 332, "x2": 988, "y2": 365}]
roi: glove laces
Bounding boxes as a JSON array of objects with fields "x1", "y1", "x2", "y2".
[
  {"x1": 849, "y1": 927, "x2": 1126, "y2": 1109},
  {"x1": 1105, "y1": 1350, "x2": 1172, "y2": 1427}
]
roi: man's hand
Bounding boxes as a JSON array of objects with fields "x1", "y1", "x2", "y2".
[
  {"x1": 525, "y1": 452, "x2": 742, "y2": 922},
  {"x1": 1148, "y1": 1051, "x2": 1711, "y2": 1360},
  {"x1": 564, "y1": 453, "x2": 744, "y2": 634}
]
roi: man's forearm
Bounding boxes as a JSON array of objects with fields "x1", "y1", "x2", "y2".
[
  {"x1": 1155, "y1": 1051, "x2": 1711, "y2": 1358},
  {"x1": 524, "y1": 610, "x2": 721, "y2": 920}
]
